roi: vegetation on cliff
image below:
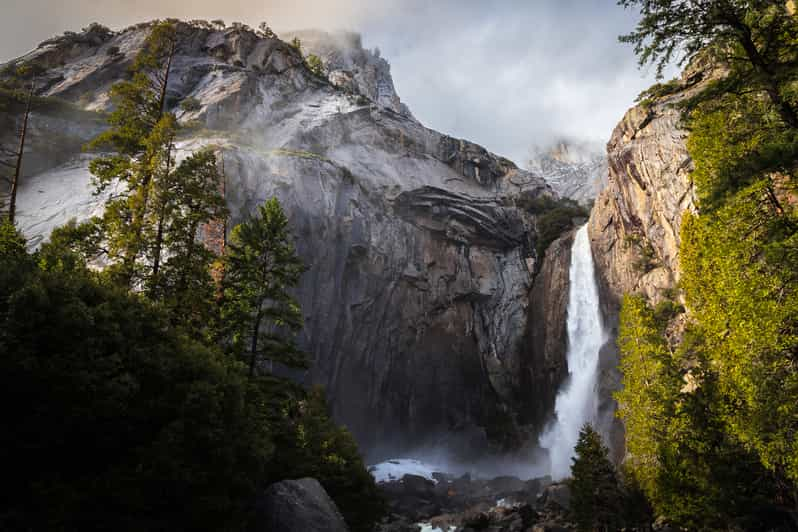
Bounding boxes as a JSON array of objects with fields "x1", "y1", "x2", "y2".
[
  {"x1": 617, "y1": 1, "x2": 798, "y2": 528},
  {"x1": 0, "y1": 21, "x2": 383, "y2": 532}
]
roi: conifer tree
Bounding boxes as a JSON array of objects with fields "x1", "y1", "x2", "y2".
[
  {"x1": 152, "y1": 148, "x2": 227, "y2": 328},
  {"x1": 221, "y1": 198, "x2": 305, "y2": 377},
  {"x1": 619, "y1": 0, "x2": 798, "y2": 128},
  {"x1": 0, "y1": 65, "x2": 38, "y2": 224},
  {"x1": 87, "y1": 21, "x2": 179, "y2": 287},
  {"x1": 569, "y1": 424, "x2": 623, "y2": 532}
]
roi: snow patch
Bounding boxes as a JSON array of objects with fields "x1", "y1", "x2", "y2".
[
  {"x1": 417, "y1": 524, "x2": 456, "y2": 532},
  {"x1": 368, "y1": 458, "x2": 441, "y2": 484}
]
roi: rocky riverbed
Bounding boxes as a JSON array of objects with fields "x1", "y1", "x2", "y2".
[{"x1": 372, "y1": 465, "x2": 575, "y2": 532}]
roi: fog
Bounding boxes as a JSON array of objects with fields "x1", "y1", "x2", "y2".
[{"x1": 0, "y1": 0, "x2": 671, "y2": 173}]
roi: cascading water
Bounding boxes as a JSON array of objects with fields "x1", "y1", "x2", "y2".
[{"x1": 539, "y1": 224, "x2": 605, "y2": 480}]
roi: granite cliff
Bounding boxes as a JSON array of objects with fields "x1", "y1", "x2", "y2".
[
  {"x1": 1, "y1": 21, "x2": 576, "y2": 460},
  {"x1": 586, "y1": 64, "x2": 715, "y2": 456}
]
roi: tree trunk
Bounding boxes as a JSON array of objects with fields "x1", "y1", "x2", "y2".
[
  {"x1": 249, "y1": 309, "x2": 263, "y2": 377},
  {"x1": 735, "y1": 24, "x2": 798, "y2": 128},
  {"x1": 158, "y1": 39, "x2": 176, "y2": 116},
  {"x1": 150, "y1": 141, "x2": 174, "y2": 289},
  {"x1": 8, "y1": 80, "x2": 34, "y2": 224},
  {"x1": 123, "y1": 38, "x2": 177, "y2": 286}
]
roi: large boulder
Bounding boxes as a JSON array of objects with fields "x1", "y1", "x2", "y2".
[{"x1": 254, "y1": 478, "x2": 349, "y2": 532}]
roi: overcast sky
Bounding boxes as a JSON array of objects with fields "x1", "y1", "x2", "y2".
[{"x1": 0, "y1": 0, "x2": 670, "y2": 165}]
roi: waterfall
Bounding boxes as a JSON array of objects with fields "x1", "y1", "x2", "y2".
[{"x1": 539, "y1": 224, "x2": 605, "y2": 480}]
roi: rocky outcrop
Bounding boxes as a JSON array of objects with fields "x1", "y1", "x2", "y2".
[
  {"x1": 586, "y1": 64, "x2": 714, "y2": 458},
  {"x1": 519, "y1": 231, "x2": 573, "y2": 431},
  {"x1": 282, "y1": 29, "x2": 413, "y2": 118},
  {"x1": 3, "y1": 20, "x2": 568, "y2": 459},
  {"x1": 587, "y1": 71, "x2": 711, "y2": 310},
  {"x1": 254, "y1": 478, "x2": 349, "y2": 532}
]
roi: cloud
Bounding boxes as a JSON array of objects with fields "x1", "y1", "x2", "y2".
[{"x1": 0, "y1": 0, "x2": 673, "y2": 165}]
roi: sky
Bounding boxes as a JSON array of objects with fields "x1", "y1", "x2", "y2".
[{"x1": 0, "y1": 0, "x2": 671, "y2": 165}]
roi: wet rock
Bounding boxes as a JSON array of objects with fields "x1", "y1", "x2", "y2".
[
  {"x1": 531, "y1": 522, "x2": 571, "y2": 532},
  {"x1": 486, "y1": 475, "x2": 526, "y2": 495},
  {"x1": 254, "y1": 478, "x2": 348, "y2": 532},
  {"x1": 540, "y1": 483, "x2": 571, "y2": 512}
]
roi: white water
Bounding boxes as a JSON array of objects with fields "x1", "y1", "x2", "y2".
[{"x1": 539, "y1": 224, "x2": 605, "y2": 480}]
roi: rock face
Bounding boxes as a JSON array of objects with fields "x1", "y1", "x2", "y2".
[
  {"x1": 586, "y1": 65, "x2": 711, "y2": 457},
  {"x1": 519, "y1": 231, "x2": 573, "y2": 431},
  {"x1": 281, "y1": 29, "x2": 414, "y2": 119},
  {"x1": 2, "y1": 21, "x2": 571, "y2": 458},
  {"x1": 254, "y1": 478, "x2": 349, "y2": 532},
  {"x1": 528, "y1": 139, "x2": 608, "y2": 206}
]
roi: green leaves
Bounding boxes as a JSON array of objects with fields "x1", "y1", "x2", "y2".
[
  {"x1": 569, "y1": 424, "x2": 625, "y2": 532},
  {"x1": 221, "y1": 198, "x2": 306, "y2": 375}
]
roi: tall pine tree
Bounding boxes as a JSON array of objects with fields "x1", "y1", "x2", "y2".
[
  {"x1": 221, "y1": 198, "x2": 305, "y2": 377},
  {"x1": 87, "y1": 21, "x2": 179, "y2": 287}
]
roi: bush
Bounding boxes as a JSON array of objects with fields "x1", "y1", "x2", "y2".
[
  {"x1": 306, "y1": 54, "x2": 326, "y2": 78},
  {"x1": 518, "y1": 194, "x2": 588, "y2": 259}
]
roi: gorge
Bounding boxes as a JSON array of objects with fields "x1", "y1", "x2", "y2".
[
  {"x1": 3, "y1": 4, "x2": 797, "y2": 531},
  {"x1": 1, "y1": 21, "x2": 605, "y2": 466}
]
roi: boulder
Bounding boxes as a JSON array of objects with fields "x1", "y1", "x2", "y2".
[
  {"x1": 254, "y1": 478, "x2": 349, "y2": 532},
  {"x1": 401, "y1": 474, "x2": 435, "y2": 497},
  {"x1": 540, "y1": 483, "x2": 571, "y2": 511},
  {"x1": 486, "y1": 475, "x2": 526, "y2": 495}
]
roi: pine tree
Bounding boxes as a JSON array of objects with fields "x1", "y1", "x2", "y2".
[
  {"x1": 87, "y1": 21, "x2": 179, "y2": 287},
  {"x1": 569, "y1": 424, "x2": 623, "y2": 532},
  {"x1": 0, "y1": 65, "x2": 39, "y2": 224},
  {"x1": 149, "y1": 148, "x2": 228, "y2": 328},
  {"x1": 619, "y1": 0, "x2": 798, "y2": 128},
  {"x1": 221, "y1": 198, "x2": 305, "y2": 376}
]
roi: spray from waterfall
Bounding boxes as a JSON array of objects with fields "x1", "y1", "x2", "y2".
[{"x1": 539, "y1": 224, "x2": 605, "y2": 480}]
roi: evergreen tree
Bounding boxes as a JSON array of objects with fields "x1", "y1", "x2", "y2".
[
  {"x1": 306, "y1": 54, "x2": 326, "y2": 77},
  {"x1": 569, "y1": 424, "x2": 623, "y2": 532},
  {"x1": 619, "y1": 0, "x2": 798, "y2": 129},
  {"x1": 87, "y1": 21, "x2": 179, "y2": 287},
  {"x1": 0, "y1": 65, "x2": 39, "y2": 224},
  {"x1": 221, "y1": 198, "x2": 305, "y2": 376},
  {"x1": 148, "y1": 148, "x2": 228, "y2": 328}
]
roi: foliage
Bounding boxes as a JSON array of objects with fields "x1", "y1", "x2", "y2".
[
  {"x1": 519, "y1": 194, "x2": 588, "y2": 258},
  {"x1": 220, "y1": 198, "x2": 305, "y2": 375},
  {"x1": 257, "y1": 22, "x2": 276, "y2": 39},
  {"x1": 86, "y1": 21, "x2": 181, "y2": 287},
  {"x1": 0, "y1": 217, "x2": 384, "y2": 530},
  {"x1": 635, "y1": 78, "x2": 682, "y2": 103},
  {"x1": 615, "y1": 3, "x2": 798, "y2": 526},
  {"x1": 617, "y1": 295, "x2": 794, "y2": 529},
  {"x1": 686, "y1": 93, "x2": 798, "y2": 210},
  {"x1": 180, "y1": 96, "x2": 202, "y2": 113},
  {"x1": 306, "y1": 53, "x2": 326, "y2": 78},
  {"x1": 619, "y1": 1, "x2": 798, "y2": 129},
  {"x1": 266, "y1": 385, "x2": 386, "y2": 532},
  {"x1": 291, "y1": 36, "x2": 302, "y2": 51},
  {"x1": 0, "y1": 229, "x2": 274, "y2": 531},
  {"x1": 569, "y1": 424, "x2": 624, "y2": 531}
]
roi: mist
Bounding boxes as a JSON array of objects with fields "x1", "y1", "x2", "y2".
[{"x1": 0, "y1": 0, "x2": 670, "y2": 173}]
